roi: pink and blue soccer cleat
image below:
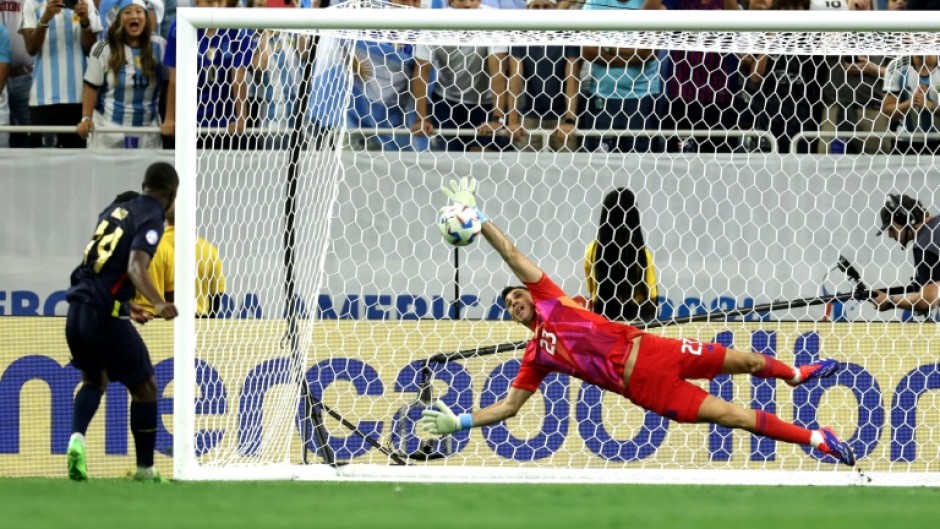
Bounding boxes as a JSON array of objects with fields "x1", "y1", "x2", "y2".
[
  {"x1": 817, "y1": 426, "x2": 856, "y2": 466},
  {"x1": 787, "y1": 359, "x2": 840, "y2": 387}
]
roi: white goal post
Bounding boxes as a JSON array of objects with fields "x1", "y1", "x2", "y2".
[{"x1": 173, "y1": 5, "x2": 940, "y2": 485}]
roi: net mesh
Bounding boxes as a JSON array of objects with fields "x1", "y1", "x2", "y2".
[
  {"x1": 5, "y1": 1, "x2": 940, "y2": 484},
  {"x1": 179, "y1": 2, "x2": 940, "y2": 482}
]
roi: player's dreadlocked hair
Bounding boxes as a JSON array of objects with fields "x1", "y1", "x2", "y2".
[{"x1": 592, "y1": 188, "x2": 657, "y2": 322}]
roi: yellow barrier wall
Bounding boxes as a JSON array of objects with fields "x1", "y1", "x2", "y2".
[{"x1": 1, "y1": 318, "x2": 938, "y2": 477}]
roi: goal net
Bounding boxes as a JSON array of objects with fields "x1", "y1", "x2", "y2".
[{"x1": 171, "y1": 3, "x2": 940, "y2": 485}]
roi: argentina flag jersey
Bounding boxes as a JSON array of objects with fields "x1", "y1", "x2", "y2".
[
  {"x1": 85, "y1": 36, "x2": 167, "y2": 127},
  {"x1": 20, "y1": 0, "x2": 102, "y2": 105}
]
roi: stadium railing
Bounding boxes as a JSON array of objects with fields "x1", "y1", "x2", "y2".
[
  {"x1": 790, "y1": 130, "x2": 940, "y2": 155},
  {"x1": 34, "y1": 126, "x2": 940, "y2": 156}
]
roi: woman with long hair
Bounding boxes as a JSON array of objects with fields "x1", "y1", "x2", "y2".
[
  {"x1": 76, "y1": 0, "x2": 166, "y2": 149},
  {"x1": 585, "y1": 188, "x2": 659, "y2": 322}
]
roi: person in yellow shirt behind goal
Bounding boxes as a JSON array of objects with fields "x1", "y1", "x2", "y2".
[
  {"x1": 133, "y1": 203, "x2": 227, "y2": 318},
  {"x1": 583, "y1": 187, "x2": 658, "y2": 323}
]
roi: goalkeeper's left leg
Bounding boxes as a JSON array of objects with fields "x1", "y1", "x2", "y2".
[
  {"x1": 623, "y1": 345, "x2": 856, "y2": 467},
  {"x1": 696, "y1": 395, "x2": 855, "y2": 466}
]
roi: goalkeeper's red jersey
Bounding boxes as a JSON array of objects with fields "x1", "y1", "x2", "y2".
[{"x1": 511, "y1": 272, "x2": 645, "y2": 396}]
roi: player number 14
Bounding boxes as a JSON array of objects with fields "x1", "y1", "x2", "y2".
[{"x1": 82, "y1": 208, "x2": 128, "y2": 273}]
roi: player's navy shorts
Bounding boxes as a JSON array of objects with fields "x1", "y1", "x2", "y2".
[
  {"x1": 624, "y1": 333, "x2": 727, "y2": 423},
  {"x1": 65, "y1": 302, "x2": 154, "y2": 385}
]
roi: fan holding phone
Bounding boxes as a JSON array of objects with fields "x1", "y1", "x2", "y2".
[{"x1": 20, "y1": 0, "x2": 101, "y2": 148}]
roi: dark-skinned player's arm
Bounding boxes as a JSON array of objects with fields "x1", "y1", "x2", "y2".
[
  {"x1": 421, "y1": 177, "x2": 539, "y2": 436},
  {"x1": 129, "y1": 250, "x2": 178, "y2": 320}
]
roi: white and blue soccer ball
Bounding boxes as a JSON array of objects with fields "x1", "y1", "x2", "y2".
[{"x1": 437, "y1": 204, "x2": 482, "y2": 247}]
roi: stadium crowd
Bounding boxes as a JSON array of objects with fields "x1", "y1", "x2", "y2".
[{"x1": 0, "y1": 0, "x2": 937, "y2": 153}]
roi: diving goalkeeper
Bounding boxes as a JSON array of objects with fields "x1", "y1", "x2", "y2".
[{"x1": 423, "y1": 178, "x2": 856, "y2": 466}]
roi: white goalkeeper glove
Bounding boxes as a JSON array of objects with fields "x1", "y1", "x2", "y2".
[
  {"x1": 441, "y1": 177, "x2": 488, "y2": 223},
  {"x1": 421, "y1": 401, "x2": 473, "y2": 436}
]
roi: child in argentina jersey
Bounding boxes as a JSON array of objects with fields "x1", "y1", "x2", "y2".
[
  {"x1": 79, "y1": 0, "x2": 166, "y2": 148},
  {"x1": 512, "y1": 272, "x2": 644, "y2": 396}
]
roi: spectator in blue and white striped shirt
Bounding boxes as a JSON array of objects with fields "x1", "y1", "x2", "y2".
[
  {"x1": 19, "y1": 0, "x2": 102, "y2": 147},
  {"x1": 76, "y1": 0, "x2": 166, "y2": 149}
]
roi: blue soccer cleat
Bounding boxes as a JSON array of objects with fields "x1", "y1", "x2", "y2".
[
  {"x1": 787, "y1": 359, "x2": 839, "y2": 387},
  {"x1": 67, "y1": 437, "x2": 88, "y2": 481},
  {"x1": 818, "y1": 426, "x2": 856, "y2": 466}
]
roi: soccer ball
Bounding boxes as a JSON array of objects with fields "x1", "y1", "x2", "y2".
[{"x1": 437, "y1": 204, "x2": 482, "y2": 247}]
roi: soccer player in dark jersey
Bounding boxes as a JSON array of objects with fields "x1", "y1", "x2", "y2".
[
  {"x1": 112, "y1": 190, "x2": 141, "y2": 204},
  {"x1": 422, "y1": 178, "x2": 856, "y2": 466},
  {"x1": 64, "y1": 162, "x2": 179, "y2": 482},
  {"x1": 871, "y1": 193, "x2": 940, "y2": 320}
]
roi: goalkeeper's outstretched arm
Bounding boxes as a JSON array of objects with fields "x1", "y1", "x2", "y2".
[
  {"x1": 440, "y1": 177, "x2": 542, "y2": 284},
  {"x1": 421, "y1": 387, "x2": 534, "y2": 436},
  {"x1": 481, "y1": 221, "x2": 542, "y2": 284},
  {"x1": 429, "y1": 178, "x2": 540, "y2": 434}
]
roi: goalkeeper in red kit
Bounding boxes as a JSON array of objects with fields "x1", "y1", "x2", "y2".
[{"x1": 422, "y1": 178, "x2": 856, "y2": 466}]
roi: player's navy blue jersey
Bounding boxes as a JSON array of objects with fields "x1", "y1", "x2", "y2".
[{"x1": 67, "y1": 195, "x2": 166, "y2": 317}]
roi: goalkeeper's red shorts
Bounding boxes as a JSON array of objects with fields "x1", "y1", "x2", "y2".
[{"x1": 624, "y1": 334, "x2": 727, "y2": 423}]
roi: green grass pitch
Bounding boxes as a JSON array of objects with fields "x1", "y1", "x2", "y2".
[{"x1": 3, "y1": 479, "x2": 939, "y2": 529}]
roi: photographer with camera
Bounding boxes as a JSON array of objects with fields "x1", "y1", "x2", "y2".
[
  {"x1": 20, "y1": 0, "x2": 101, "y2": 148},
  {"x1": 871, "y1": 193, "x2": 940, "y2": 320}
]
